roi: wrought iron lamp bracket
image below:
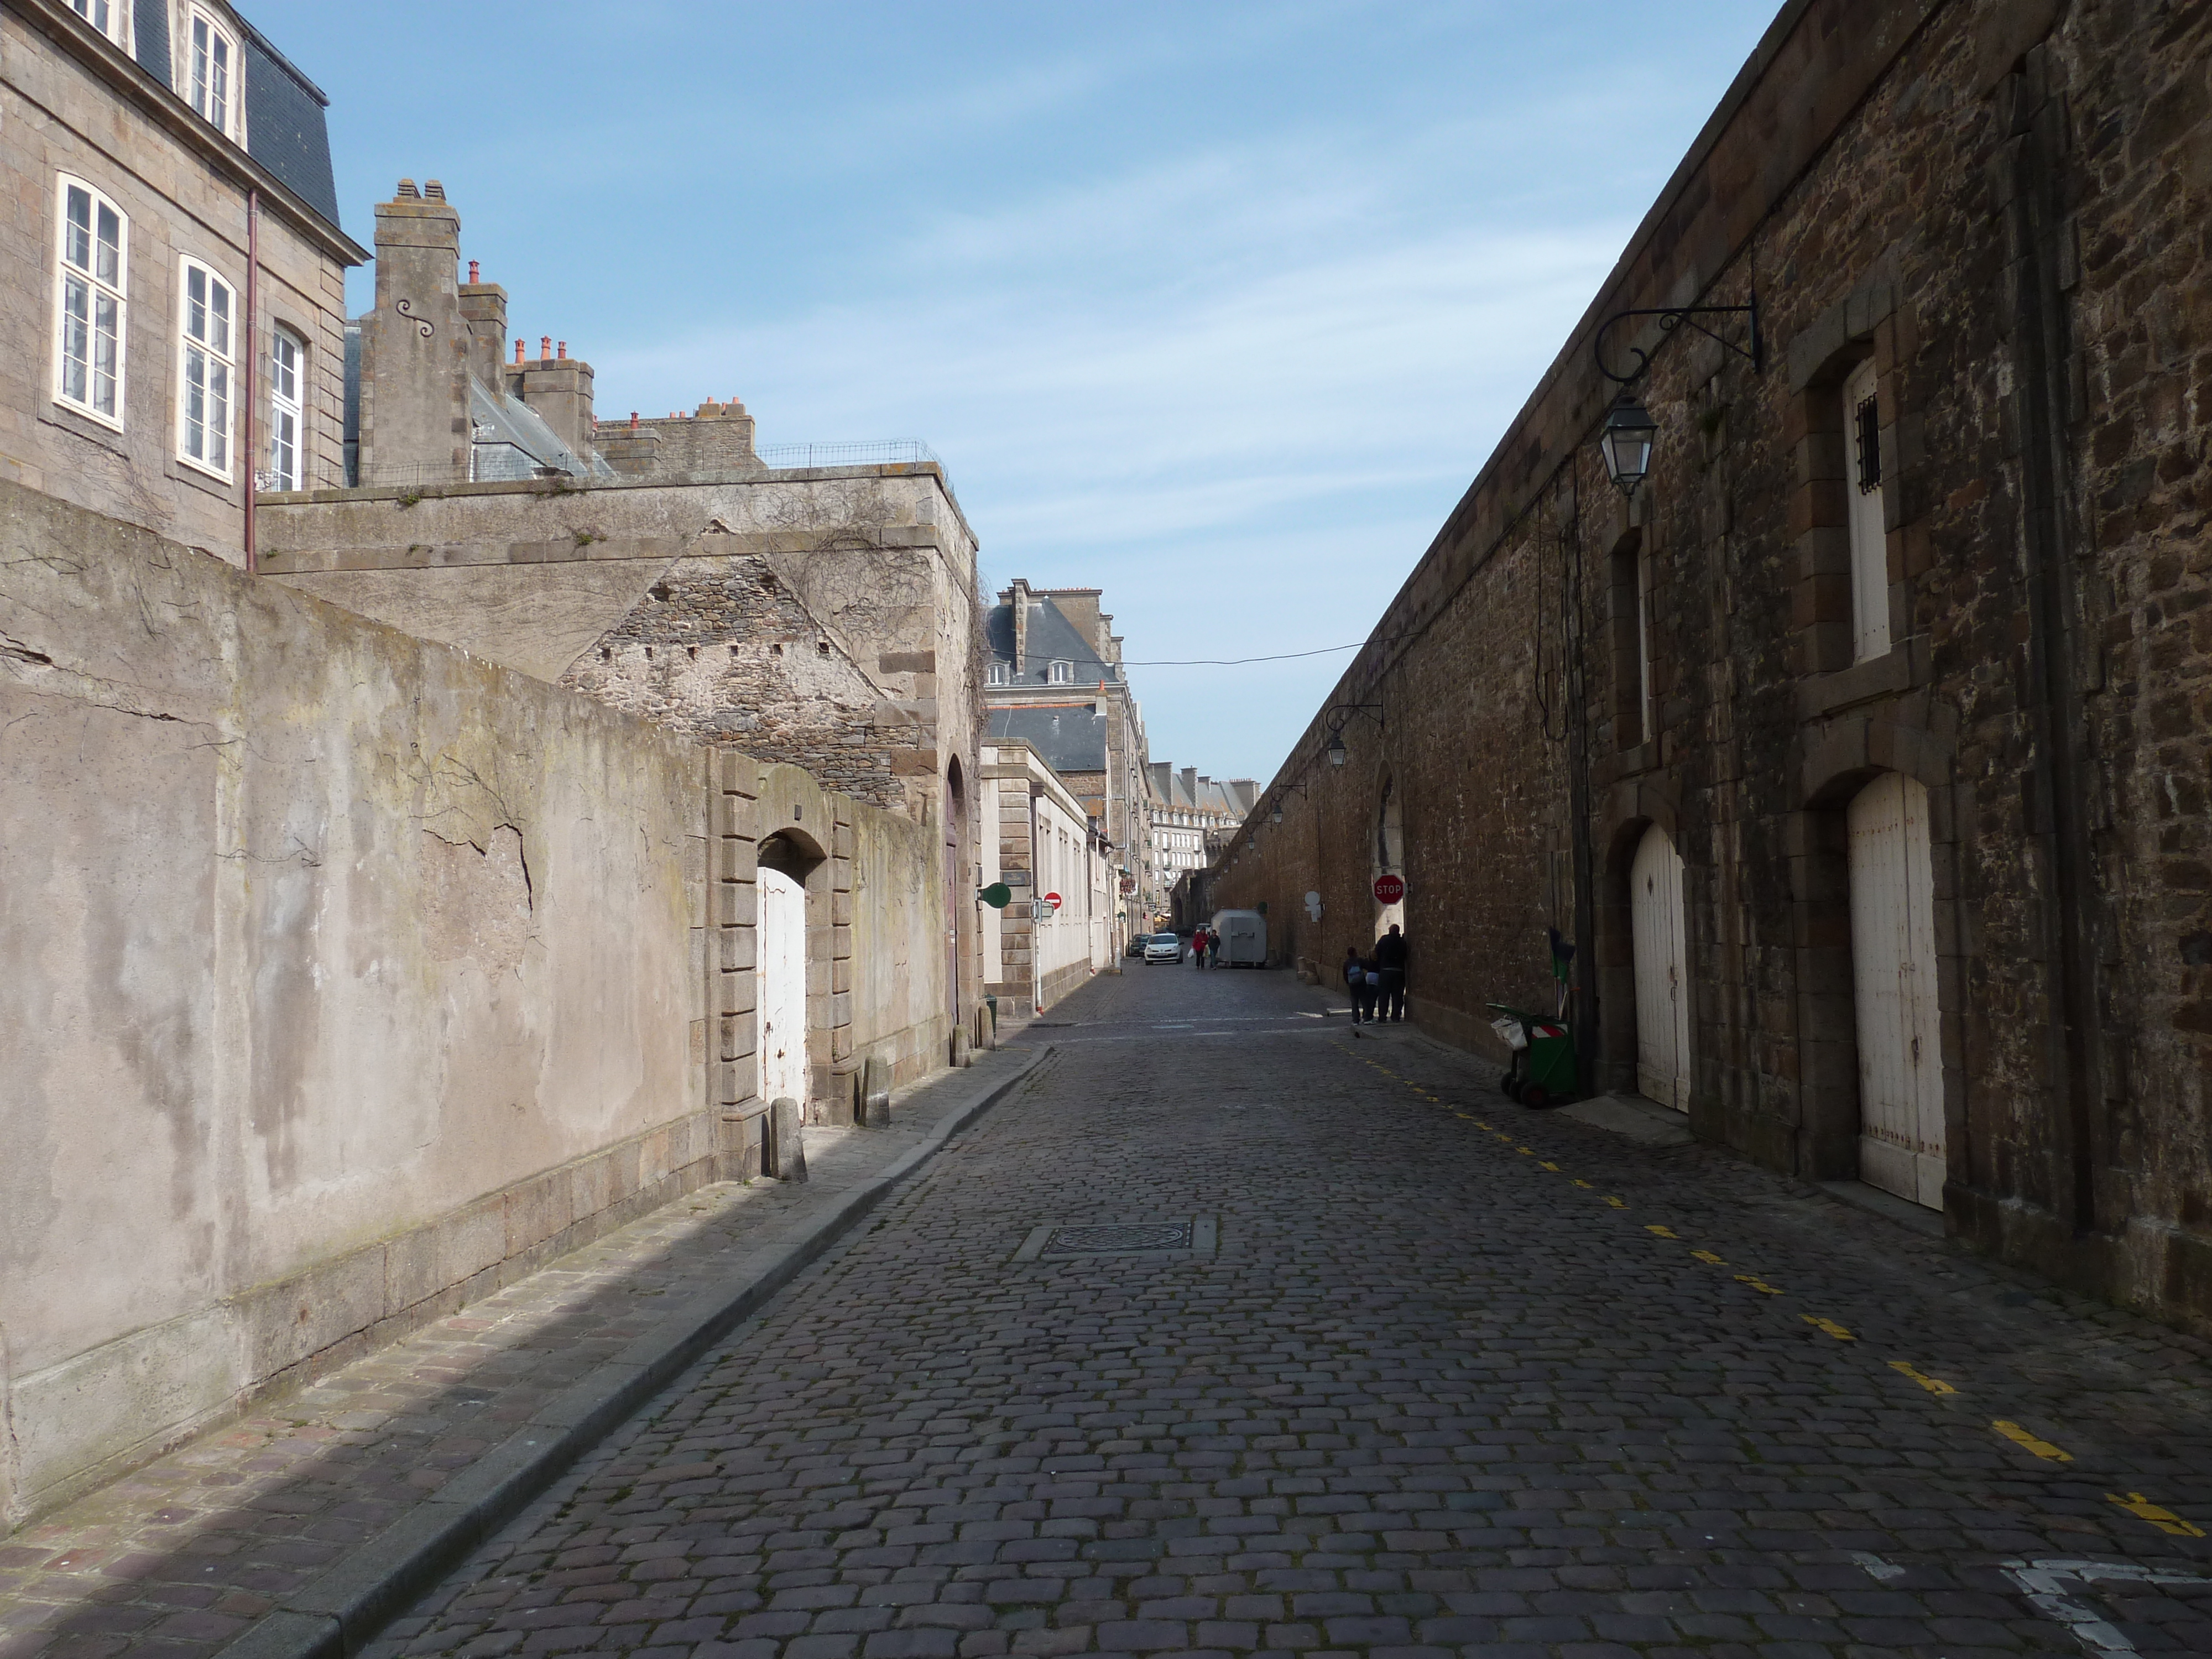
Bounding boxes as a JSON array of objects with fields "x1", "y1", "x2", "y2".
[
  {"x1": 1594, "y1": 295, "x2": 1761, "y2": 385},
  {"x1": 1324, "y1": 702, "x2": 1386, "y2": 735}
]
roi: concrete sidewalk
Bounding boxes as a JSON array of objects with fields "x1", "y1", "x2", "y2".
[{"x1": 0, "y1": 1050, "x2": 1044, "y2": 1659}]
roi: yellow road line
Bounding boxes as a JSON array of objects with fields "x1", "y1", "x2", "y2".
[
  {"x1": 1538, "y1": 1160, "x2": 1561, "y2": 1172},
  {"x1": 1604, "y1": 1196, "x2": 1627, "y2": 1208},
  {"x1": 1802, "y1": 1314, "x2": 1855, "y2": 1340},
  {"x1": 1646, "y1": 1225, "x2": 1680, "y2": 1239},
  {"x1": 1692, "y1": 1249, "x2": 1727, "y2": 1265},
  {"x1": 1888, "y1": 1360, "x2": 1957, "y2": 1395},
  {"x1": 1735, "y1": 1275, "x2": 1782, "y2": 1295},
  {"x1": 1992, "y1": 1420, "x2": 2073, "y2": 1462},
  {"x1": 2106, "y1": 1493, "x2": 2206, "y2": 1537},
  {"x1": 1572, "y1": 1179, "x2": 1593, "y2": 1189}
]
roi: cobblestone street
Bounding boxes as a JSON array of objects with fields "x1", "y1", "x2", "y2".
[{"x1": 360, "y1": 965, "x2": 2212, "y2": 1659}]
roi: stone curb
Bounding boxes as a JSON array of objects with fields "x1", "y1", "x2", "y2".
[{"x1": 208, "y1": 1047, "x2": 1050, "y2": 1659}]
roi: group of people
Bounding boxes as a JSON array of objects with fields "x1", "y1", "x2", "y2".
[
  {"x1": 1343, "y1": 924, "x2": 1409, "y2": 1024},
  {"x1": 1187, "y1": 925, "x2": 1218, "y2": 968}
]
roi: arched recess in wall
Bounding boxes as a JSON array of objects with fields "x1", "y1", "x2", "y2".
[
  {"x1": 1595, "y1": 782, "x2": 1683, "y2": 1101},
  {"x1": 945, "y1": 756, "x2": 967, "y2": 1036},
  {"x1": 1373, "y1": 774, "x2": 1405, "y2": 936},
  {"x1": 757, "y1": 828, "x2": 827, "y2": 1118},
  {"x1": 1796, "y1": 713, "x2": 1961, "y2": 1207}
]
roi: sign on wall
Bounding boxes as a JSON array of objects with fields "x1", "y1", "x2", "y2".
[{"x1": 1373, "y1": 873, "x2": 1405, "y2": 905}]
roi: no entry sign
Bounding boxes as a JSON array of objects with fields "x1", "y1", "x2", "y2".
[
  {"x1": 1044, "y1": 891, "x2": 1063, "y2": 912},
  {"x1": 1373, "y1": 873, "x2": 1405, "y2": 905}
]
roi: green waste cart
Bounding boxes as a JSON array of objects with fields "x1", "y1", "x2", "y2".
[{"x1": 1485, "y1": 1002, "x2": 1578, "y2": 1108}]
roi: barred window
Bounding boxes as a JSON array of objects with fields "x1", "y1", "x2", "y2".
[
  {"x1": 177, "y1": 259, "x2": 234, "y2": 477},
  {"x1": 55, "y1": 178, "x2": 127, "y2": 425}
]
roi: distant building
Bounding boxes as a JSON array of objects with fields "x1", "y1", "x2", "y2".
[
  {"x1": 1152, "y1": 765, "x2": 1255, "y2": 930},
  {"x1": 979, "y1": 739, "x2": 1114, "y2": 1020},
  {"x1": 983, "y1": 581, "x2": 1152, "y2": 932}
]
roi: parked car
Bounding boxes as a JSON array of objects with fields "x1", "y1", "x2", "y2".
[
  {"x1": 1144, "y1": 933, "x2": 1183, "y2": 964},
  {"x1": 1125, "y1": 932, "x2": 1147, "y2": 957}
]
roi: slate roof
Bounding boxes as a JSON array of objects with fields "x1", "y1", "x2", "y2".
[
  {"x1": 987, "y1": 707, "x2": 1108, "y2": 775},
  {"x1": 129, "y1": 0, "x2": 348, "y2": 239},
  {"x1": 985, "y1": 596, "x2": 1120, "y2": 684},
  {"x1": 469, "y1": 377, "x2": 615, "y2": 481}
]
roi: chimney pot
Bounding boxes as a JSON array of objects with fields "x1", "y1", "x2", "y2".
[
  {"x1": 629, "y1": 412, "x2": 639, "y2": 431},
  {"x1": 556, "y1": 341, "x2": 567, "y2": 360},
  {"x1": 424, "y1": 179, "x2": 446, "y2": 201},
  {"x1": 514, "y1": 338, "x2": 524, "y2": 364},
  {"x1": 468, "y1": 259, "x2": 480, "y2": 283},
  {"x1": 397, "y1": 178, "x2": 419, "y2": 199},
  {"x1": 540, "y1": 335, "x2": 552, "y2": 360}
]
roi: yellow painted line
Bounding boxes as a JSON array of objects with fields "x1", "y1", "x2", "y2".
[
  {"x1": 1646, "y1": 1225, "x2": 1680, "y2": 1239},
  {"x1": 1572, "y1": 1179, "x2": 1593, "y2": 1189},
  {"x1": 1888, "y1": 1360, "x2": 1957, "y2": 1396},
  {"x1": 1692, "y1": 1249, "x2": 1727, "y2": 1265},
  {"x1": 2107, "y1": 1493, "x2": 2206, "y2": 1537},
  {"x1": 1472, "y1": 1120, "x2": 1491, "y2": 1129},
  {"x1": 1604, "y1": 1196, "x2": 1627, "y2": 1208},
  {"x1": 1735, "y1": 1275, "x2": 1782, "y2": 1295},
  {"x1": 1802, "y1": 1314, "x2": 1855, "y2": 1341},
  {"x1": 1992, "y1": 1420, "x2": 2073, "y2": 1462},
  {"x1": 1515, "y1": 1146, "x2": 1533, "y2": 1156},
  {"x1": 1538, "y1": 1161, "x2": 1561, "y2": 1172}
]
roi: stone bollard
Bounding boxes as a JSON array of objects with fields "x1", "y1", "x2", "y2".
[
  {"x1": 951, "y1": 1026, "x2": 972, "y2": 1069},
  {"x1": 861, "y1": 1055, "x2": 893, "y2": 1127},
  {"x1": 765, "y1": 1096, "x2": 807, "y2": 1182}
]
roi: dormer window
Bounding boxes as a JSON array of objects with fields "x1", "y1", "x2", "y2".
[
  {"x1": 987, "y1": 662, "x2": 1008, "y2": 686},
  {"x1": 1048, "y1": 660, "x2": 1072, "y2": 685},
  {"x1": 187, "y1": 8, "x2": 242, "y2": 143},
  {"x1": 67, "y1": 0, "x2": 129, "y2": 46}
]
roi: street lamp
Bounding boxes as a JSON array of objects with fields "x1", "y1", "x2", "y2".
[
  {"x1": 1598, "y1": 394, "x2": 1658, "y2": 496},
  {"x1": 1327, "y1": 734, "x2": 1348, "y2": 767}
]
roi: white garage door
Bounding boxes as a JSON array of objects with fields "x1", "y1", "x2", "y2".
[
  {"x1": 1848, "y1": 772, "x2": 1945, "y2": 1208},
  {"x1": 1631, "y1": 823, "x2": 1692, "y2": 1112}
]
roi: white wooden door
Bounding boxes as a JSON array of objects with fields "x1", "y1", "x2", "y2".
[
  {"x1": 759, "y1": 866, "x2": 807, "y2": 1110},
  {"x1": 1848, "y1": 772, "x2": 1945, "y2": 1208},
  {"x1": 1630, "y1": 823, "x2": 1691, "y2": 1110}
]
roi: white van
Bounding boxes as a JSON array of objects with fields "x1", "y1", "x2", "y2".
[{"x1": 1208, "y1": 909, "x2": 1267, "y2": 967}]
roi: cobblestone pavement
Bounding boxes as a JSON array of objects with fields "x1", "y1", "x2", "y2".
[
  {"x1": 342, "y1": 964, "x2": 2212, "y2": 1659},
  {"x1": 0, "y1": 1054, "x2": 1032, "y2": 1659}
]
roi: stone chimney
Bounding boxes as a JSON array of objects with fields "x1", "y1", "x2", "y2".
[
  {"x1": 507, "y1": 341, "x2": 597, "y2": 459},
  {"x1": 456, "y1": 261, "x2": 508, "y2": 388},
  {"x1": 1180, "y1": 766, "x2": 1197, "y2": 804},
  {"x1": 358, "y1": 177, "x2": 467, "y2": 482},
  {"x1": 1004, "y1": 580, "x2": 1032, "y2": 675}
]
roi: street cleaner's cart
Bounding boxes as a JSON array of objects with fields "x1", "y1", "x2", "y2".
[{"x1": 1486, "y1": 1003, "x2": 1578, "y2": 1109}]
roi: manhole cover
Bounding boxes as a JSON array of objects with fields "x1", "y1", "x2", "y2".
[
  {"x1": 1047, "y1": 1223, "x2": 1191, "y2": 1254},
  {"x1": 1011, "y1": 1215, "x2": 1218, "y2": 1261}
]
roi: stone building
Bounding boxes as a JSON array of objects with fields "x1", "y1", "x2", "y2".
[
  {"x1": 983, "y1": 581, "x2": 1154, "y2": 935},
  {"x1": 0, "y1": 0, "x2": 366, "y2": 559},
  {"x1": 1151, "y1": 763, "x2": 1256, "y2": 922},
  {"x1": 1210, "y1": 0, "x2": 2212, "y2": 1334},
  {"x1": 978, "y1": 738, "x2": 1115, "y2": 1019}
]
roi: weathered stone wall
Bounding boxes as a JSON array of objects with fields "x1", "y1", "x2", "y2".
[
  {"x1": 253, "y1": 463, "x2": 980, "y2": 822},
  {"x1": 0, "y1": 481, "x2": 707, "y2": 1528},
  {"x1": 1213, "y1": 0, "x2": 2212, "y2": 1334}
]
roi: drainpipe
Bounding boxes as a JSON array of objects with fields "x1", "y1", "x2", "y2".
[{"x1": 242, "y1": 189, "x2": 259, "y2": 574}]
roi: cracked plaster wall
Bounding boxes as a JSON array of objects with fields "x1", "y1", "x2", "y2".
[{"x1": 0, "y1": 481, "x2": 706, "y2": 1528}]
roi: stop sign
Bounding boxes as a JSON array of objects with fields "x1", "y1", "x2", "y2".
[{"x1": 1373, "y1": 873, "x2": 1405, "y2": 905}]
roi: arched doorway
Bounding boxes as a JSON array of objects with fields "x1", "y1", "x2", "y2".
[
  {"x1": 1847, "y1": 772, "x2": 1944, "y2": 1207},
  {"x1": 1373, "y1": 777, "x2": 1404, "y2": 933},
  {"x1": 757, "y1": 831, "x2": 823, "y2": 1112},
  {"x1": 945, "y1": 758, "x2": 966, "y2": 1035},
  {"x1": 1629, "y1": 823, "x2": 1690, "y2": 1110}
]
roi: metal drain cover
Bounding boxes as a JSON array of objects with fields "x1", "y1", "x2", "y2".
[{"x1": 1013, "y1": 1215, "x2": 1218, "y2": 1261}]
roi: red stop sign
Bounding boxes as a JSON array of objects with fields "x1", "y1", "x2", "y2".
[{"x1": 1373, "y1": 874, "x2": 1405, "y2": 905}]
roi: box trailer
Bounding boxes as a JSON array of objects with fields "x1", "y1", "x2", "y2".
[{"x1": 1209, "y1": 909, "x2": 1268, "y2": 967}]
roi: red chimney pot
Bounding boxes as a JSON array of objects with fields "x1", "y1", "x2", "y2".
[
  {"x1": 540, "y1": 335, "x2": 552, "y2": 361},
  {"x1": 556, "y1": 341, "x2": 567, "y2": 361},
  {"x1": 468, "y1": 259, "x2": 480, "y2": 283},
  {"x1": 513, "y1": 338, "x2": 524, "y2": 364}
]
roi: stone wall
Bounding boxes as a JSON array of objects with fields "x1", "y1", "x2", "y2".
[
  {"x1": 0, "y1": 479, "x2": 960, "y2": 1530},
  {"x1": 253, "y1": 463, "x2": 979, "y2": 822},
  {"x1": 1211, "y1": 0, "x2": 2212, "y2": 1334}
]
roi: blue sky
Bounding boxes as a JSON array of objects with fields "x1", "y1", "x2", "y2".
[{"x1": 273, "y1": 0, "x2": 1777, "y2": 784}]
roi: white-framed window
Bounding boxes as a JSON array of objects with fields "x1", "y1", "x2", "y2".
[
  {"x1": 55, "y1": 177, "x2": 127, "y2": 427},
  {"x1": 176, "y1": 258, "x2": 234, "y2": 478},
  {"x1": 67, "y1": 0, "x2": 130, "y2": 47},
  {"x1": 186, "y1": 7, "x2": 242, "y2": 142},
  {"x1": 1048, "y1": 659, "x2": 1072, "y2": 684},
  {"x1": 266, "y1": 327, "x2": 304, "y2": 491},
  {"x1": 1843, "y1": 356, "x2": 1891, "y2": 662},
  {"x1": 986, "y1": 661, "x2": 1008, "y2": 686}
]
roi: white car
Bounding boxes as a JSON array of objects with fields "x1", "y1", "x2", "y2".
[{"x1": 1143, "y1": 933, "x2": 1183, "y2": 964}]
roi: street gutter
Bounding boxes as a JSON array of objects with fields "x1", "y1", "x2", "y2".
[{"x1": 210, "y1": 1047, "x2": 1050, "y2": 1659}]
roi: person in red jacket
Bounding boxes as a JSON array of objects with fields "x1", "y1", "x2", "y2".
[{"x1": 1190, "y1": 925, "x2": 1209, "y2": 968}]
